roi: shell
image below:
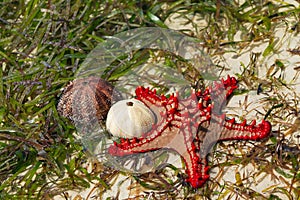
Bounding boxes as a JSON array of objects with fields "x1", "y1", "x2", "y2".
[
  {"x1": 57, "y1": 76, "x2": 122, "y2": 131},
  {"x1": 106, "y1": 99, "x2": 155, "y2": 138}
]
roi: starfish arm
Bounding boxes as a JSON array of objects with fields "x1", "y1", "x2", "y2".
[
  {"x1": 222, "y1": 75, "x2": 238, "y2": 98},
  {"x1": 219, "y1": 118, "x2": 271, "y2": 141},
  {"x1": 185, "y1": 155, "x2": 209, "y2": 188},
  {"x1": 178, "y1": 124, "x2": 209, "y2": 188},
  {"x1": 167, "y1": 109, "x2": 211, "y2": 188},
  {"x1": 212, "y1": 76, "x2": 237, "y2": 112},
  {"x1": 196, "y1": 75, "x2": 238, "y2": 113},
  {"x1": 108, "y1": 125, "x2": 177, "y2": 156},
  {"x1": 210, "y1": 75, "x2": 238, "y2": 100}
]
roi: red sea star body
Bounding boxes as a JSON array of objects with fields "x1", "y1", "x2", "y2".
[{"x1": 108, "y1": 76, "x2": 271, "y2": 188}]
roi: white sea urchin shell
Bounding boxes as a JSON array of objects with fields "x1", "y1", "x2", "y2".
[{"x1": 106, "y1": 99, "x2": 155, "y2": 138}]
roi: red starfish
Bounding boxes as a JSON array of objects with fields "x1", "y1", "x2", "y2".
[{"x1": 108, "y1": 75, "x2": 271, "y2": 188}]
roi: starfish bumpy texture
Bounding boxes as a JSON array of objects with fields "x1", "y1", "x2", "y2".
[{"x1": 108, "y1": 75, "x2": 271, "y2": 188}]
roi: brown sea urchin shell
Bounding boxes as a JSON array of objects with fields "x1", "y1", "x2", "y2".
[{"x1": 57, "y1": 76, "x2": 122, "y2": 133}]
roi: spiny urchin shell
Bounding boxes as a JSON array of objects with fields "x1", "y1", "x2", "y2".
[{"x1": 58, "y1": 76, "x2": 122, "y2": 133}]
